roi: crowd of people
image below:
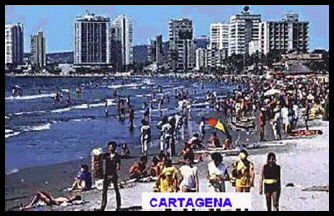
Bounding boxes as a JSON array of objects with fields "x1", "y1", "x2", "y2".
[{"x1": 20, "y1": 74, "x2": 328, "y2": 211}]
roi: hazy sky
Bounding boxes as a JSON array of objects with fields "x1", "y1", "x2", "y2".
[{"x1": 5, "y1": 5, "x2": 329, "y2": 53}]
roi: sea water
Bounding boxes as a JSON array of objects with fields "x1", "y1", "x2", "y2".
[{"x1": 5, "y1": 75, "x2": 236, "y2": 174}]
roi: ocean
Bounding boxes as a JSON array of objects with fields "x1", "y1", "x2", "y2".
[{"x1": 5, "y1": 75, "x2": 238, "y2": 174}]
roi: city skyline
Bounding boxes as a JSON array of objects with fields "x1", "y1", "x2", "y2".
[{"x1": 5, "y1": 5, "x2": 329, "y2": 53}]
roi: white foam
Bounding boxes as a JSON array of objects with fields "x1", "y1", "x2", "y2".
[
  {"x1": 21, "y1": 123, "x2": 52, "y2": 132},
  {"x1": 5, "y1": 93, "x2": 56, "y2": 101},
  {"x1": 5, "y1": 131, "x2": 20, "y2": 138}
]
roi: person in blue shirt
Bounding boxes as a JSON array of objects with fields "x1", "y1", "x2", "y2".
[{"x1": 70, "y1": 164, "x2": 92, "y2": 191}]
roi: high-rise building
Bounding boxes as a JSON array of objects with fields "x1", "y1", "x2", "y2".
[
  {"x1": 148, "y1": 35, "x2": 163, "y2": 64},
  {"x1": 228, "y1": 6, "x2": 261, "y2": 56},
  {"x1": 168, "y1": 18, "x2": 196, "y2": 72},
  {"x1": 195, "y1": 48, "x2": 207, "y2": 71},
  {"x1": 259, "y1": 13, "x2": 309, "y2": 55},
  {"x1": 5, "y1": 23, "x2": 24, "y2": 66},
  {"x1": 30, "y1": 31, "x2": 46, "y2": 69},
  {"x1": 112, "y1": 14, "x2": 133, "y2": 71},
  {"x1": 209, "y1": 22, "x2": 229, "y2": 50},
  {"x1": 74, "y1": 13, "x2": 110, "y2": 66}
]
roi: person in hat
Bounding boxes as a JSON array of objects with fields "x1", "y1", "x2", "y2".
[{"x1": 231, "y1": 149, "x2": 255, "y2": 192}]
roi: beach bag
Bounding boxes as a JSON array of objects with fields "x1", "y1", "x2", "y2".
[{"x1": 91, "y1": 147, "x2": 103, "y2": 179}]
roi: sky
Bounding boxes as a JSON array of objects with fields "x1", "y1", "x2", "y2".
[{"x1": 5, "y1": 5, "x2": 329, "y2": 53}]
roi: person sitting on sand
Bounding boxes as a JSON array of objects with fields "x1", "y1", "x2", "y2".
[
  {"x1": 120, "y1": 144, "x2": 130, "y2": 159},
  {"x1": 186, "y1": 133, "x2": 204, "y2": 149},
  {"x1": 22, "y1": 191, "x2": 81, "y2": 210},
  {"x1": 70, "y1": 164, "x2": 92, "y2": 191},
  {"x1": 148, "y1": 156, "x2": 161, "y2": 178},
  {"x1": 208, "y1": 131, "x2": 221, "y2": 148},
  {"x1": 129, "y1": 155, "x2": 149, "y2": 180}
]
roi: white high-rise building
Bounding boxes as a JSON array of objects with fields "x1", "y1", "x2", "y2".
[
  {"x1": 74, "y1": 13, "x2": 110, "y2": 66},
  {"x1": 209, "y1": 22, "x2": 229, "y2": 50},
  {"x1": 228, "y1": 6, "x2": 261, "y2": 56},
  {"x1": 30, "y1": 31, "x2": 46, "y2": 69},
  {"x1": 259, "y1": 13, "x2": 309, "y2": 55},
  {"x1": 5, "y1": 23, "x2": 24, "y2": 66},
  {"x1": 195, "y1": 48, "x2": 207, "y2": 71},
  {"x1": 112, "y1": 14, "x2": 133, "y2": 70},
  {"x1": 168, "y1": 18, "x2": 196, "y2": 72}
]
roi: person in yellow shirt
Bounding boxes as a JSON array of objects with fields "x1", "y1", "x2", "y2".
[
  {"x1": 159, "y1": 158, "x2": 179, "y2": 192},
  {"x1": 231, "y1": 149, "x2": 255, "y2": 192}
]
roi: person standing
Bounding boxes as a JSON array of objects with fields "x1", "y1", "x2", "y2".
[
  {"x1": 199, "y1": 117, "x2": 206, "y2": 142},
  {"x1": 271, "y1": 105, "x2": 282, "y2": 140},
  {"x1": 231, "y1": 149, "x2": 255, "y2": 192},
  {"x1": 207, "y1": 152, "x2": 229, "y2": 192},
  {"x1": 96, "y1": 141, "x2": 121, "y2": 211},
  {"x1": 179, "y1": 153, "x2": 199, "y2": 192},
  {"x1": 258, "y1": 108, "x2": 266, "y2": 142},
  {"x1": 259, "y1": 152, "x2": 281, "y2": 211},
  {"x1": 140, "y1": 119, "x2": 151, "y2": 156}
]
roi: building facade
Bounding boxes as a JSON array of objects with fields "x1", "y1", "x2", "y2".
[
  {"x1": 74, "y1": 13, "x2": 110, "y2": 66},
  {"x1": 228, "y1": 6, "x2": 261, "y2": 56},
  {"x1": 195, "y1": 47, "x2": 207, "y2": 71},
  {"x1": 259, "y1": 13, "x2": 309, "y2": 55},
  {"x1": 112, "y1": 14, "x2": 133, "y2": 71},
  {"x1": 168, "y1": 18, "x2": 196, "y2": 72},
  {"x1": 148, "y1": 35, "x2": 163, "y2": 65},
  {"x1": 5, "y1": 23, "x2": 24, "y2": 66},
  {"x1": 30, "y1": 31, "x2": 46, "y2": 69}
]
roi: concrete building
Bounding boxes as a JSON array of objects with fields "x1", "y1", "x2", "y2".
[
  {"x1": 30, "y1": 31, "x2": 46, "y2": 69},
  {"x1": 168, "y1": 18, "x2": 196, "y2": 72},
  {"x1": 209, "y1": 22, "x2": 229, "y2": 50},
  {"x1": 259, "y1": 13, "x2": 309, "y2": 55},
  {"x1": 207, "y1": 22, "x2": 229, "y2": 69},
  {"x1": 228, "y1": 6, "x2": 261, "y2": 56},
  {"x1": 112, "y1": 14, "x2": 133, "y2": 71},
  {"x1": 195, "y1": 48, "x2": 207, "y2": 71},
  {"x1": 5, "y1": 23, "x2": 24, "y2": 66},
  {"x1": 74, "y1": 13, "x2": 110, "y2": 67},
  {"x1": 148, "y1": 35, "x2": 163, "y2": 65}
]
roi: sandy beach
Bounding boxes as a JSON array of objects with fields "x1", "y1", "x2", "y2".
[{"x1": 5, "y1": 117, "x2": 329, "y2": 211}]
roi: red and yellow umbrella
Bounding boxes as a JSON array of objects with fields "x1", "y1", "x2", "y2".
[{"x1": 205, "y1": 117, "x2": 226, "y2": 133}]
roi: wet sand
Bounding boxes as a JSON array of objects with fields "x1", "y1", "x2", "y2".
[{"x1": 5, "y1": 113, "x2": 329, "y2": 211}]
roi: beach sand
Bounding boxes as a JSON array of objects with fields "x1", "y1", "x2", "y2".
[{"x1": 5, "y1": 117, "x2": 329, "y2": 211}]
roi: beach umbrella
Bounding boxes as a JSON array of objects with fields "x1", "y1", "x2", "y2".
[
  {"x1": 264, "y1": 88, "x2": 280, "y2": 96},
  {"x1": 205, "y1": 117, "x2": 226, "y2": 133}
]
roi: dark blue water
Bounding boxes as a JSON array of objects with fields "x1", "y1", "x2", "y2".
[{"x1": 5, "y1": 75, "x2": 236, "y2": 173}]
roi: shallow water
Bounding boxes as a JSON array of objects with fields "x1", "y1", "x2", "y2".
[{"x1": 5, "y1": 75, "x2": 238, "y2": 173}]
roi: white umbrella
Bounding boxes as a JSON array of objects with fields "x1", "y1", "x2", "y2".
[{"x1": 264, "y1": 89, "x2": 281, "y2": 96}]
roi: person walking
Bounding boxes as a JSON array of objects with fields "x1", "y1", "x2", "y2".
[
  {"x1": 259, "y1": 152, "x2": 281, "y2": 211},
  {"x1": 96, "y1": 141, "x2": 121, "y2": 211},
  {"x1": 258, "y1": 108, "x2": 266, "y2": 142}
]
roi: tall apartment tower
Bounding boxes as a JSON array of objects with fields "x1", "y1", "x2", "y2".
[
  {"x1": 149, "y1": 35, "x2": 163, "y2": 64},
  {"x1": 112, "y1": 15, "x2": 133, "y2": 71},
  {"x1": 207, "y1": 22, "x2": 229, "y2": 68},
  {"x1": 209, "y1": 22, "x2": 229, "y2": 50},
  {"x1": 259, "y1": 13, "x2": 309, "y2": 55},
  {"x1": 74, "y1": 13, "x2": 110, "y2": 66},
  {"x1": 30, "y1": 31, "x2": 46, "y2": 69},
  {"x1": 5, "y1": 23, "x2": 24, "y2": 66},
  {"x1": 168, "y1": 18, "x2": 196, "y2": 72},
  {"x1": 228, "y1": 6, "x2": 261, "y2": 56}
]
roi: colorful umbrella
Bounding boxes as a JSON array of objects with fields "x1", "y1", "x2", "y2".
[{"x1": 205, "y1": 117, "x2": 226, "y2": 133}]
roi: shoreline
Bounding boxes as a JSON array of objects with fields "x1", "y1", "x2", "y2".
[{"x1": 5, "y1": 117, "x2": 328, "y2": 211}]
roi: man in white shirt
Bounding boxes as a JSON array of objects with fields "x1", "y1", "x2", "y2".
[
  {"x1": 179, "y1": 153, "x2": 199, "y2": 192},
  {"x1": 207, "y1": 152, "x2": 229, "y2": 192}
]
